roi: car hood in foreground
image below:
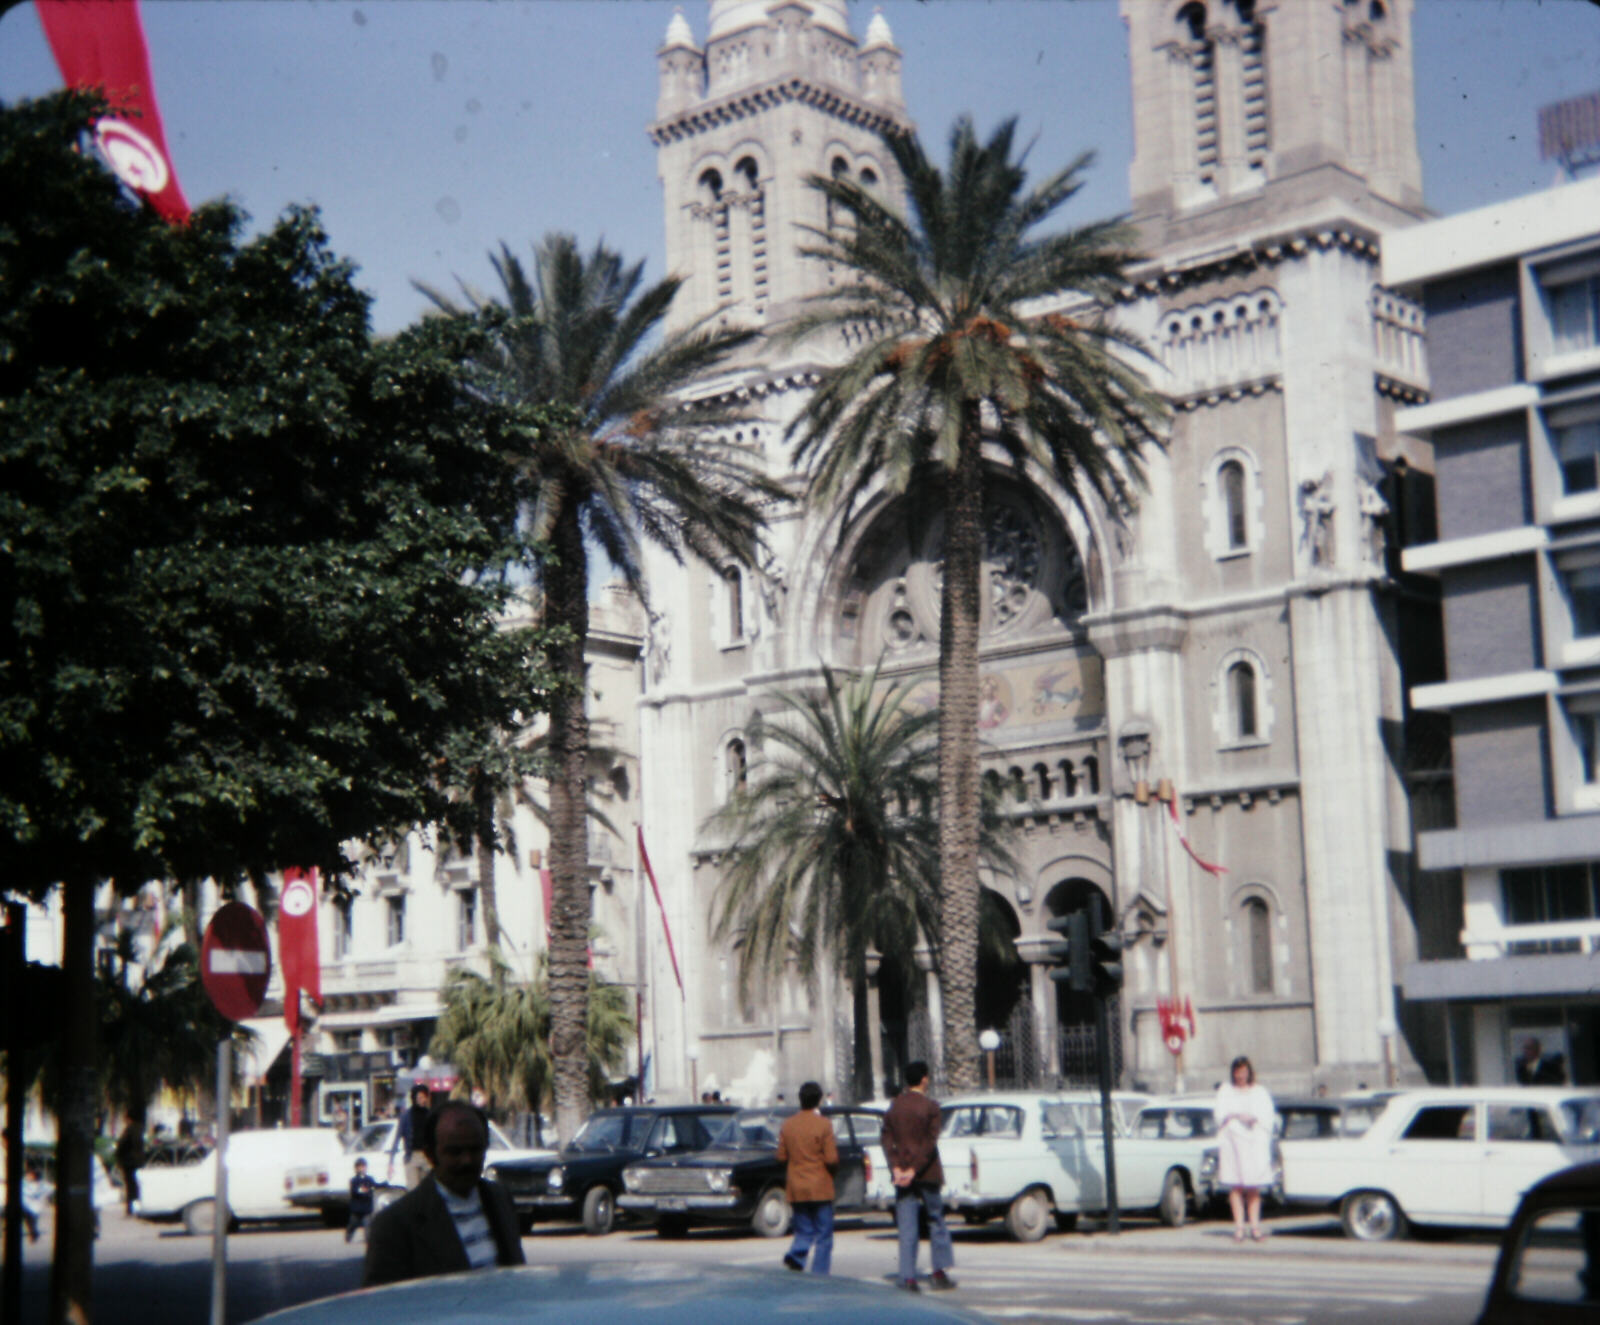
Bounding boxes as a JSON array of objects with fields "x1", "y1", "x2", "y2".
[{"x1": 254, "y1": 1263, "x2": 992, "y2": 1324}]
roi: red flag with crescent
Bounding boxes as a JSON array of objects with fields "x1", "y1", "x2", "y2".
[
  {"x1": 37, "y1": 0, "x2": 192, "y2": 222},
  {"x1": 279, "y1": 868, "x2": 321, "y2": 1035}
]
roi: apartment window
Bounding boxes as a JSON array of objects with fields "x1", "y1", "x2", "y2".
[
  {"x1": 1501, "y1": 864, "x2": 1597, "y2": 953},
  {"x1": 1565, "y1": 563, "x2": 1600, "y2": 637},
  {"x1": 457, "y1": 888, "x2": 477, "y2": 952},
  {"x1": 1572, "y1": 708, "x2": 1600, "y2": 785},
  {"x1": 331, "y1": 899, "x2": 353, "y2": 961},
  {"x1": 1557, "y1": 419, "x2": 1600, "y2": 495},
  {"x1": 386, "y1": 895, "x2": 406, "y2": 948},
  {"x1": 1551, "y1": 274, "x2": 1600, "y2": 355}
]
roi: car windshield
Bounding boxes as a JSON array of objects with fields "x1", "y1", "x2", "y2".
[
  {"x1": 1340, "y1": 1102, "x2": 1386, "y2": 1137},
  {"x1": 1559, "y1": 1098, "x2": 1600, "y2": 1144},
  {"x1": 345, "y1": 1122, "x2": 392, "y2": 1154},
  {"x1": 710, "y1": 1110, "x2": 786, "y2": 1149},
  {"x1": 569, "y1": 1113, "x2": 646, "y2": 1152}
]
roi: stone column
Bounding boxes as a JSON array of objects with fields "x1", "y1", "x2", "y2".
[
  {"x1": 914, "y1": 942, "x2": 943, "y2": 1084},
  {"x1": 1014, "y1": 937, "x2": 1061, "y2": 1082}
]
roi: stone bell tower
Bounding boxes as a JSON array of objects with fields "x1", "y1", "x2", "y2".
[{"x1": 651, "y1": 1, "x2": 912, "y2": 335}]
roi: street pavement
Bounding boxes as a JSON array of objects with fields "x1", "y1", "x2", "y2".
[{"x1": 15, "y1": 1206, "x2": 1499, "y2": 1325}]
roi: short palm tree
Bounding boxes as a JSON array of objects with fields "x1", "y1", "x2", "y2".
[
  {"x1": 419, "y1": 235, "x2": 783, "y2": 1140},
  {"x1": 787, "y1": 118, "x2": 1167, "y2": 1090},
  {"x1": 708, "y1": 663, "x2": 1016, "y2": 1097}
]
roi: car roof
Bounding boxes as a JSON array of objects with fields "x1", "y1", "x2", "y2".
[{"x1": 587, "y1": 1105, "x2": 737, "y2": 1117}]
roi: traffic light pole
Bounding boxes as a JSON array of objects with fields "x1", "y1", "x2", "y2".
[{"x1": 1094, "y1": 992, "x2": 1120, "y2": 1235}]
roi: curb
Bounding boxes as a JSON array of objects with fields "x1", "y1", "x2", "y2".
[{"x1": 1048, "y1": 1215, "x2": 1502, "y2": 1265}]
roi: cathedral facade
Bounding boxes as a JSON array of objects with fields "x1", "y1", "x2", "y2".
[{"x1": 635, "y1": 0, "x2": 1445, "y2": 1102}]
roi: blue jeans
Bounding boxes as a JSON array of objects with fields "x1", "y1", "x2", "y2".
[
  {"x1": 788, "y1": 1200, "x2": 834, "y2": 1274},
  {"x1": 894, "y1": 1184, "x2": 953, "y2": 1283}
]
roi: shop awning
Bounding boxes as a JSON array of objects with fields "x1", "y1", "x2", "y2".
[
  {"x1": 314, "y1": 1004, "x2": 442, "y2": 1031},
  {"x1": 238, "y1": 1017, "x2": 292, "y2": 1086}
]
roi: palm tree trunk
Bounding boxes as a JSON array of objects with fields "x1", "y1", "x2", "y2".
[
  {"x1": 474, "y1": 780, "x2": 504, "y2": 977},
  {"x1": 937, "y1": 412, "x2": 985, "y2": 1094},
  {"x1": 50, "y1": 877, "x2": 97, "y2": 1325},
  {"x1": 545, "y1": 499, "x2": 592, "y2": 1144}
]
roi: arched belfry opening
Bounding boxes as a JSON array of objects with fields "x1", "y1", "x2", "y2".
[{"x1": 1046, "y1": 877, "x2": 1122, "y2": 1087}]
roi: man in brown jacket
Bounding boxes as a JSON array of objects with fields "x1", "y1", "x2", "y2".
[
  {"x1": 881, "y1": 1060, "x2": 954, "y2": 1291},
  {"x1": 775, "y1": 1080, "x2": 838, "y2": 1273}
]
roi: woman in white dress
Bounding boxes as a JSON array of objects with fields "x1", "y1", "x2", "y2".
[{"x1": 1212, "y1": 1055, "x2": 1276, "y2": 1242}]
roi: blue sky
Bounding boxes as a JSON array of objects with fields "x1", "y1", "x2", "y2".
[{"x1": 2, "y1": 1, "x2": 1597, "y2": 336}]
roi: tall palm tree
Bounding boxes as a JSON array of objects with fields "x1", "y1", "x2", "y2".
[
  {"x1": 419, "y1": 235, "x2": 784, "y2": 1140},
  {"x1": 707, "y1": 663, "x2": 1016, "y2": 1098},
  {"x1": 786, "y1": 118, "x2": 1167, "y2": 1090}
]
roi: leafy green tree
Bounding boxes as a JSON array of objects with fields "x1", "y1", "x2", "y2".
[
  {"x1": 0, "y1": 92, "x2": 559, "y2": 1320},
  {"x1": 707, "y1": 664, "x2": 1016, "y2": 1099},
  {"x1": 786, "y1": 118, "x2": 1167, "y2": 1090},
  {"x1": 418, "y1": 235, "x2": 783, "y2": 1141},
  {"x1": 430, "y1": 950, "x2": 633, "y2": 1120}
]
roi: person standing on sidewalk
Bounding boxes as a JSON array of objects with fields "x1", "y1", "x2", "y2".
[
  {"x1": 881, "y1": 1061, "x2": 955, "y2": 1292},
  {"x1": 1213, "y1": 1055, "x2": 1276, "y2": 1243},
  {"x1": 390, "y1": 1084, "x2": 432, "y2": 1189},
  {"x1": 347, "y1": 1157, "x2": 377, "y2": 1242},
  {"x1": 775, "y1": 1080, "x2": 838, "y2": 1273}
]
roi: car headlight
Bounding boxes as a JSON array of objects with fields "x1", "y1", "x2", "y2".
[
  {"x1": 622, "y1": 1167, "x2": 641, "y2": 1193},
  {"x1": 706, "y1": 1168, "x2": 732, "y2": 1194},
  {"x1": 547, "y1": 1166, "x2": 565, "y2": 1193},
  {"x1": 485, "y1": 1165, "x2": 500, "y2": 1183}
]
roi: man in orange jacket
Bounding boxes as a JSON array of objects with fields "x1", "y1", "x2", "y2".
[{"x1": 775, "y1": 1080, "x2": 838, "y2": 1273}]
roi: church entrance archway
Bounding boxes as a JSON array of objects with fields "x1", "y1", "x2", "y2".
[
  {"x1": 1045, "y1": 878, "x2": 1122, "y2": 1087},
  {"x1": 978, "y1": 890, "x2": 1037, "y2": 1087}
]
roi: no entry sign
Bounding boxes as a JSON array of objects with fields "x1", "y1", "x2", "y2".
[{"x1": 201, "y1": 902, "x2": 272, "y2": 1022}]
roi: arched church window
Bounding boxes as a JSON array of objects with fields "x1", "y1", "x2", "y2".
[
  {"x1": 1177, "y1": 4, "x2": 1217, "y2": 187},
  {"x1": 1229, "y1": 660, "x2": 1257, "y2": 739},
  {"x1": 735, "y1": 156, "x2": 769, "y2": 317},
  {"x1": 1082, "y1": 754, "x2": 1100, "y2": 795},
  {"x1": 859, "y1": 167, "x2": 878, "y2": 188},
  {"x1": 1008, "y1": 767, "x2": 1028, "y2": 804},
  {"x1": 1219, "y1": 459, "x2": 1248, "y2": 551},
  {"x1": 726, "y1": 738, "x2": 748, "y2": 797},
  {"x1": 700, "y1": 169, "x2": 733, "y2": 307},
  {"x1": 723, "y1": 565, "x2": 744, "y2": 643},
  {"x1": 1033, "y1": 763, "x2": 1052, "y2": 800},
  {"x1": 982, "y1": 769, "x2": 1003, "y2": 801},
  {"x1": 1243, "y1": 896, "x2": 1274, "y2": 993},
  {"x1": 1237, "y1": 0, "x2": 1269, "y2": 170},
  {"x1": 1059, "y1": 759, "x2": 1077, "y2": 797}
]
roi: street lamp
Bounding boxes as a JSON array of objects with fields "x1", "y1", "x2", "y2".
[{"x1": 978, "y1": 1028, "x2": 1001, "y2": 1089}]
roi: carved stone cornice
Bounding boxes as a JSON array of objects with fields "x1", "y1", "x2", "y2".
[
  {"x1": 1117, "y1": 226, "x2": 1383, "y2": 304},
  {"x1": 1171, "y1": 374, "x2": 1283, "y2": 412},
  {"x1": 1375, "y1": 373, "x2": 1429, "y2": 404},
  {"x1": 649, "y1": 76, "x2": 911, "y2": 145}
]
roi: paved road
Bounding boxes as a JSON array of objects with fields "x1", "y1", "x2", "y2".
[{"x1": 16, "y1": 1207, "x2": 1497, "y2": 1325}]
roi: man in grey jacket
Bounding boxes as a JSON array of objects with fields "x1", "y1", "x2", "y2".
[{"x1": 364, "y1": 1101, "x2": 525, "y2": 1287}]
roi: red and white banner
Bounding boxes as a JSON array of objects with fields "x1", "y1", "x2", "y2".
[
  {"x1": 1157, "y1": 995, "x2": 1198, "y2": 1056},
  {"x1": 278, "y1": 867, "x2": 321, "y2": 1036},
  {"x1": 637, "y1": 827, "x2": 684, "y2": 999},
  {"x1": 37, "y1": 0, "x2": 191, "y2": 222},
  {"x1": 1162, "y1": 794, "x2": 1228, "y2": 878}
]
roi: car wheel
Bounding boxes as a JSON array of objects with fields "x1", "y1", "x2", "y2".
[
  {"x1": 752, "y1": 1187, "x2": 791, "y2": 1238},
  {"x1": 1005, "y1": 1188, "x2": 1050, "y2": 1243},
  {"x1": 1341, "y1": 1190, "x2": 1405, "y2": 1242},
  {"x1": 657, "y1": 1214, "x2": 689, "y2": 1240},
  {"x1": 1158, "y1": 1169, "x2": 1189, "y2": 1228},
  {"x1": 182, "y1": 1199, "x2": 228, "y2": 1237},
  {"x1": 582, "y1": 1186, "x2": 616, "y2": 1236}
]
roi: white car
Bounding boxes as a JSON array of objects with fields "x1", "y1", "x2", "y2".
[
  {"x1": 133, "y1": 1127, "x2": 346, "y2": 1235},
  {"x1": 1281, "y1": 1086, "x2": 1600, "y2": 1241},
  {"x1": 935, "y1": 1090, "x2": 1210, "y2": 1240},
  {"x1": 304, "y1": 1117, "x2": 554, "y2": 1217}
]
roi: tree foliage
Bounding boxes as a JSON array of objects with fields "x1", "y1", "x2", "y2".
[{"x1": 785, "y1": 117, "x2": 1166, "y2": 1090}]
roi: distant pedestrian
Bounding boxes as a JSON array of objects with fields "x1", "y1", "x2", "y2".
[
  {"x1": 347, "y1": 1158, "x2": 376, "y2": 1242},
  {"x1": 114, "y1": 1121, "x2": 145, "y2": 1214},
  {"x1": 21, "y1": 1162, "x2": 48, "y2": 1243},
  {"x1": 1213, "y1": 1055, "x2": 1276, "y2": 1243},
  {"x1": 391, "y1": 1084, "x2": 432, "y2": 1188},
  {"x1": 881, "y1": 1061, "x2": 954, "y2": 1292},
  {"x1": 776, "y1": 1081, "x2": 837, "y2": 1274}
]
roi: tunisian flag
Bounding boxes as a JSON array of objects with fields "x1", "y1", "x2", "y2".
[
  {"x1": 278, "y1": 867, "x2": 322, "y2": 1036},
  {"x1": 36, "y1": 0, "x2": 192, "y2": 222}
]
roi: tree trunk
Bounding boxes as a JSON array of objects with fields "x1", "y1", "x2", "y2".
[
  {"x1": 474, "y1": 780, "x2": 503, "y2": 976},
  {"x1": 937, "y1": 414, "x2": 985, "y2": 1094},
  {"x1": 51, "y1": 878, "x2": 97, "y2": 1325},
  {"x1": 545, "y1": 499, "x2": 592, "y2": 1144}
]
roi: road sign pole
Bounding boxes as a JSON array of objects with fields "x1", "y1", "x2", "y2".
[{"x1": 210, "y1": 1035, "x2": 230, "y2": 1325}]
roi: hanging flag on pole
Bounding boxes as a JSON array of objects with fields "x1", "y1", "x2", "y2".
[
  {"x1": 636, "y1": 826, "x2": 684, "y2": 999},
  {"x1": 36, "y1": 0, "x2": 192, "y2": 222},
  {"x1": 1161, "y1": 793, "x2": 1228, "y2": 877},
  {"x1": 278, "y1": 868, "x2": 321, "y2": 1127}
]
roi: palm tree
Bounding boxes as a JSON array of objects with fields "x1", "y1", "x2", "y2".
[
  {"x1": 419, "y1": 235, "x2": 783, "y2": 1140},
  {"x1": 786, "y1": 118, "x2": 1167, "y2": 1090},
  {"x1": 430, "y1": 950, "x2": 633, "y2": 1123},
  {"x1": 707, "y1": 663, "x2": 1016, "y2": 1098}
]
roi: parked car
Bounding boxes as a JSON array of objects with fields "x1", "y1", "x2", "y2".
[
  {"x1": 486, "y1": 1105, "x2": 735, "y2": 1234},
  {"x1": 934, "y1": 1089, "x2": 1250, "y2": 1241},
  {"x1": 618, "y1": 1106, "x2": 883, "y2": 1238},
  {"x1": 254, "y1": 1261, "x2": 998, "y2": 1325},
  {"x1": 1476, "y1": 1160, "x2": 1600, "y2": 1324},
  {"x1": 1281, "y1": 1087, "x2": 1600, "y2": 1241},
  {"x1": 292, "y1": 1115, "x2": 555, "y2": 1220},
  {"x1": 133, "y1": 1127, "x2": 347, "y2": 1235}
]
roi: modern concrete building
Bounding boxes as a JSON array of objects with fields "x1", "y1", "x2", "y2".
[
  {"x1": 634, "y1": 0, "x2": 1445, "y2": 1103},
  {"x1": 1390, "y1": 174, "x2": 1600, "y2": 1087}
]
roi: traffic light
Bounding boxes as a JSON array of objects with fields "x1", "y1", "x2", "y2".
[
  {"x1": 1089, "y1": 926, "x2": 1124, "y2": 995},
  {"x1": 1046, "y1": 910, "x2": 1091, "y2": 994}
]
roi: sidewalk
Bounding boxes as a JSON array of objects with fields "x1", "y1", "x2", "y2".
[{"x1": 1053, "y1": 1213, "x2": 1503, "y2": 1265}]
